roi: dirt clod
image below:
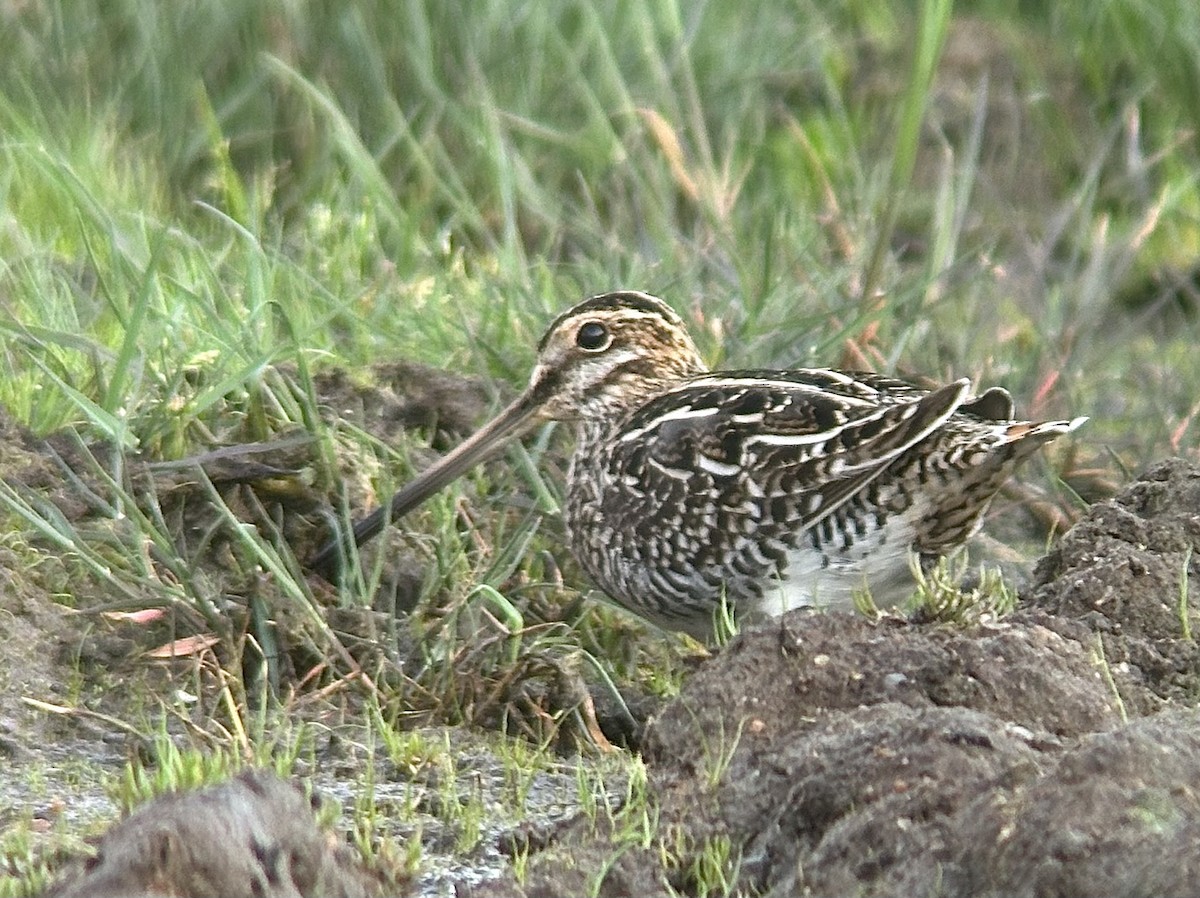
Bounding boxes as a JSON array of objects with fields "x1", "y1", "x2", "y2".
[
  {"x1": 44, "y1": 770, "x2": 383, "y2": 898},
  {"x1": 1030, "y1": 456, "x2": 1200, "y2": 709}
]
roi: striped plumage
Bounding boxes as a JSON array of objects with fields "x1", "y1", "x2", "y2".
[{"x1": 311, "y1": 291, "x2": 1085, "y2": 642}]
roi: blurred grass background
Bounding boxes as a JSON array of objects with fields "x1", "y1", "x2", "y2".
[{"x1": 2, "y1": 0, "x2": 1197, "y2": 462}]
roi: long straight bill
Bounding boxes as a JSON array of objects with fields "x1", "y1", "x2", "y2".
[{"x1": 310, "y1": 392, "x2": 542, "y2": 578}]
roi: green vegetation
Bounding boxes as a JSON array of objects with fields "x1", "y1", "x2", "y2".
[
  {"x1": 0, "y1": 823, "x2": 62, "y2": 898},
  {"x1": 1, "y1": 0, "x2": 1199, "y2": 892},
  {"x1": 906, "y1": 553, "x2": 1018, "y2": 624}
]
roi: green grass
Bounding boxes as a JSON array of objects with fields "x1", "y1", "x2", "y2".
[
  {"x1": 4, "y1": 0, "x2": 1198, "y2": 440},
  {"x1": 1, "y1": 0, "x2": 1196, "y2": 445},
  {"x1": 2, "y1": 0, "x2": 1200, "y2": 891}
]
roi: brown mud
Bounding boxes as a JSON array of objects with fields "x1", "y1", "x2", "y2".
[{"x1": 45, "y1": 770, "x2": 379, "y2": 898}]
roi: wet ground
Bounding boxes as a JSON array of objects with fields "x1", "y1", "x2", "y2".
[{"x1": 4, "y1": 364, "x2": 1200, "y2": 897}]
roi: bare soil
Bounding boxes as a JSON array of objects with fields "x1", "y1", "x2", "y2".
[{"x1": 5, "y1": 364, "x2": 1200, "y2": 897}]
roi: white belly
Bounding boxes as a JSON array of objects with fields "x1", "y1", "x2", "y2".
[{"x1": 742, "y1": 518, "x2": 920, "y2": 622}]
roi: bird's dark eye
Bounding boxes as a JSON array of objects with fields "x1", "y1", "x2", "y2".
[{"x1": 576, "y1": 321, "x2": 610, "y2": 351}]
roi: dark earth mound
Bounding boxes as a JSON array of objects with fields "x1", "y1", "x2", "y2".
[
  {"x1": 1029, "y1": 457, "x2": 1200, "y2": 712},
  {"x1": 44, "y1": 770, "x2": 382, "y2": 898}
]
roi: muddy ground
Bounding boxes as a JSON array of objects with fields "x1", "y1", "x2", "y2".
[{"x1": 3, "y1": 364, "x2": 1199, "y2": 897}]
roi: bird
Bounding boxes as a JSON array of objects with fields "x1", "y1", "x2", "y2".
[{"x1": 310, "y1": 291, "x2": 1086, "y2": 642}]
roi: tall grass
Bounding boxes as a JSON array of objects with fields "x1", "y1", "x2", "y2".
[{"x1": 1, "y1": 1, "x2": 1194, "y2": 421}]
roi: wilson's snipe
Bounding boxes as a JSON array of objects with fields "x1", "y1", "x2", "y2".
[{"x1": 312, "y1": 291, "x2": 1085, "y2": 641}]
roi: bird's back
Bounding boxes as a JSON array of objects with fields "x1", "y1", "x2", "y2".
[{"x1": 563, "y1": 368, "x2": 1082, "y2": 639}]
